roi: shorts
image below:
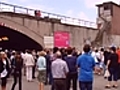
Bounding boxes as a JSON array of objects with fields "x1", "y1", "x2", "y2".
[
  {"x1": 95, "y1": 62, "x2": 104, "y2": 69},
  {"x1": 1, "y1": 77, "x2": 7, "y2": 87},
  {"x1": 95, "y1": 63, "x2": 100, "y2": 68},
  {"x1": 37, "y1": 70, "x2": 46, "y2": 83}
]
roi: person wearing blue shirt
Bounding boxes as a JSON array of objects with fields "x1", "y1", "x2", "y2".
[{"x1": 77, "y1": 44, "x2": 95, "y2": 90}]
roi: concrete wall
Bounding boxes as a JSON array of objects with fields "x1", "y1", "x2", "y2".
[
  {"x1": 111, "y1": 35, "x2": 120, "y2": 46},
  {"x1": 0, "y1": 12, "x2": 98, "y2": 50},
  {"x1": 102, "y1": 32, "x2": 120, "y2": 47}
]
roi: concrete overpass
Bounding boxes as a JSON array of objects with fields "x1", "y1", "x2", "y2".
[{"x1": 0, "y1": 2, "x2": 98, "y2": 50}]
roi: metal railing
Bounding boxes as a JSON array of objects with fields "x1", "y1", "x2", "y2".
[{"x1": 0, "y1": 2, "x2": 97, "y2": 28}]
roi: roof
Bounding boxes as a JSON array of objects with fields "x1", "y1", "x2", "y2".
[{"x1": 96, "y1": 1, "x2": 120, "y2": 8}]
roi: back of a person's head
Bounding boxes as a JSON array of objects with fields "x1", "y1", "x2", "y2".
[
  {"x1": 12, "y1": 50, "x2": 16, "y2": 55},
  {"x1": 46, "y1": 50, "x2": 50, "y2": 54},
  {"x1": 25, "y1": 49, "x2": 28, "y2": 53},
  {"x1": 39, "y1": 51, "x2": 46, "y2": 56},
  {"x1": 15, "y1": 51, "x2": 22, "y2": 58},
  {"x1": 95, "y1": 49, "x2": 98, "y2": 52},
  {"x1": 110, "y1": 46, "x2": 116, "y2": 52},
  {"x1": 100, "y1": 48, "x2": 104, "y2": 52},
  {"x1": 66, "y1": 47, "x2": 73, "y2": 55},
  {"x1": 26, "y1": 49, "x2": 31, "y2": 54},
  {"x1": 16, "y1": 51, "x2": 21, "y2": 55},
  {"x1": 56, "y1": 51, "x2": 62, "y2": 58},
  {"x1": 53, "y1": 47, "x2": 59, "y2": 54},
  {"x1": 83, "y1": 44, "x2": 91, "y2": 53}
]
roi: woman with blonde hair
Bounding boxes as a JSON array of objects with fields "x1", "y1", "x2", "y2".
[
  {"x1": 0, "y1": 52, "x2": 10, "y2": 90},
  {"x1": 37, "y1": 51, "x2": 46, "y2": 90}
]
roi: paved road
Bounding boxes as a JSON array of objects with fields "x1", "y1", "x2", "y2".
[{"x1": 6, "y1": 75, "x2": 120, "y2": 90}]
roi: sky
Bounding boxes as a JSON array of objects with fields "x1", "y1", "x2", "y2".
[{"x1": 1, "y1": 0, "x2": 120, "y2": 23}]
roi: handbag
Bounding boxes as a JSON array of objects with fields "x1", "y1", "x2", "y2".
[
  {"x1": 1, "y1": 69, "x2": 8, "y2": 78},
  {"x1": 104, "y1": 69, "x2": 110, "y2": 78}
]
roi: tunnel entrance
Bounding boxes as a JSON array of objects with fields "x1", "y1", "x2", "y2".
[{"x1": 0, "y1": 26, "x2": 42, "y2": 51}]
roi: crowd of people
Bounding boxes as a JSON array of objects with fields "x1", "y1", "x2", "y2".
[{"x1": 0, "y1": 45, "x2": 120, "y2": 90}]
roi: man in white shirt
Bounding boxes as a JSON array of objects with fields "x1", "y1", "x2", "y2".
[
  {"x1": 24, "y1": 50, "x2": 35, "y2": 82},
  {"x1": 21, "y1": 52, "x2": 26, "y2": 76}
]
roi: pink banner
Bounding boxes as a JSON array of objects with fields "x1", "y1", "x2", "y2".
[{"x1": 54, "y1": 31, "x2": 70, "y2": 48}]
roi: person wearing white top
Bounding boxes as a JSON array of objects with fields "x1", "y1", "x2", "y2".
[
  {"x1": 24, "y1": 50, "x2": 35, "y2": 82},
  {"x1": 91, "y1": 51, "x2": 98, "y2": 63},
  {"x1": 51, "y1": 51, "x2": 69, "y2": 90},
  {"x1": 21, "y1": 52, "x2": 26, "y2": 76}
]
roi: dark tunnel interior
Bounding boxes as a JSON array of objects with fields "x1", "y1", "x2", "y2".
[{"x1": 0, "y1": 26, "x2": 42, "y2": 51}]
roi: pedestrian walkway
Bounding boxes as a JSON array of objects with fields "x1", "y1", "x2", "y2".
[{"x1": 6, "y1": 75, "x2": 120, "y2": 90}]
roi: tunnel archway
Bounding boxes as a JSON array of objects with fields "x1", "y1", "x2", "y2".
[{"x1": 0, "y1": 26, "x2": 43, "y2": 51}]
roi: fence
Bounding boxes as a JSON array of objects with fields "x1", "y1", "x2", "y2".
[{"x1": 0, "y1": 2, "x2": 97, "y2": 28}]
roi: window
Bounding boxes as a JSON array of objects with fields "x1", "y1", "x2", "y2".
[
  {"x1": 104, "y1": 4, "x2": 111, "y2": 10},
  {"x1": 100, "y1": 7, "x2": 104, "y2": 14}
]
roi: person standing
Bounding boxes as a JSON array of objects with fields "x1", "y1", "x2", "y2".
[
  {"x1": 4, "y1": 52, "x2": 11, "y2": 77},
  {"x1": 104, "y1": 47, "x2": 111, "y2": 66},
  {"x1": 50, "y1": 47, "x2": 59, "y2": 90},
  {"x1": 51, "y1": 51, "x2": 69, "y2": 90},
  {"x1": 105, "y1": 47, "x2": 119, "y2": 88},
  {"x1": 10, "y1": 51, "x2": 16, "y2": 75},
  {"x1": 32, "y1": 50, "x2": 37, "y2": 79},
  {"x1": 64, "y1": 47, "x2": 78, "y2": 90},
  {"x1": 116, "y1": 47, "x2": 120, "y2": 79},
  {"x1": 117, "y1": 47, "x2": 120, "y2": 64},
  {"x1": 11, "y1": 51, "x2": 23, "y2": 90},
  {"x1": 45, "y1": 50, "x2": 52, "y2": 85},
  {"x1": 77, "y1": 44, "x2": 95, "y2": 90},
  {"x1": 24, "y1": 50, "x2": 35, "y2": 82},
  {"x1": 0, "y1": 52, "x2": 10, "y2": 90},
  {"x1": 37, "y1": 51, "x2": 46, "y2": 90},
  {"x1": 21, "y1": 52, "x2": 26, "y2": 76},
  {"x1": 10, "y1": 51, "x2": 16, "y2": 62}
]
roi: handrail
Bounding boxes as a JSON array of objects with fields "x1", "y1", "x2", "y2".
[{"x1": 0, "y1": 2, "x2": 97, "y2": 28}]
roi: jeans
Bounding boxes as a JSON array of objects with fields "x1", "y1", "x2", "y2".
[
  {"x1": 108, "y1": 68, "x2": 118, "y2": 81},
  {"x1": 79, "y1": 81, "x2": 92, "y2": 90},
  {"x1": 32, "y1": 65, "x2": 36, "y2": 78},
  {"x1": 48, "y1": 71, "x2": 53, "y2": 84},
  {"x1": 11, "y1": 71, "x2": 22, "y2": 90},
  {"x1": 66, "y1": 72, "x2": 77, "y2": 90},
  {"x1": 45, "y1": 71, "x2": 53, "y2": 85}
]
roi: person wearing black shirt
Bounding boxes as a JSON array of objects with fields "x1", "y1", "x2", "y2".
[
  {"x1": 11, "y1": 51, "x2": 23, "y2": 90},
  {"x1": 0, "y1": 52, "x2": 10, "y2": 90},
  {"x1": 106, "y1": 47, "x2": 119, "y2": 88},
  {"x1": 104, "y1": 48, "x2": 111, "y2": 65}
]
